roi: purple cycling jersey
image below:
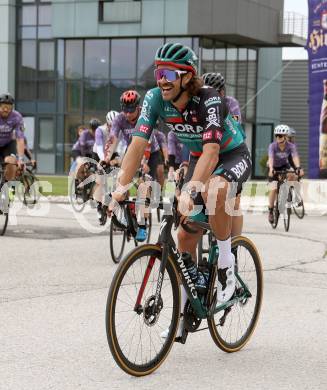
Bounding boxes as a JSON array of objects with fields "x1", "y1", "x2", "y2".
[
  {"x1": 268, "y1": 141, "x2": 298, "y2": 168},
  {"x1": 226, "y1": 96, "x2": 242, "y2": 123},
  {"x1": 111, "y1": 112, "x2": 160, "y2": 152},
  {"x1": 168, "y1": 131, "x2": 183, "y2": 164},
  {"x1": 79, "y1": 129, "x2": 95, "y2": 156},
  {"x1": 0, "y1": 110, "x2": 24, "y2": 147},
  {"x1": 72, "y1": 139, "x2": 81, "y2": 151},
  {"x1": 153, "y1": 129, "x2": 167, "y2": 151}
]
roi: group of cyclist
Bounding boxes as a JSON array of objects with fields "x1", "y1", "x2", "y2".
[{"x1": 1, "y1": 41, "x2": 304, "y2": 341}]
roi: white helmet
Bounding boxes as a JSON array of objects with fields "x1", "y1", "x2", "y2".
[
  {"x1": 106, "y1": 110, "x2": 119, "y2": 125},
  {"x1": 274, "y1": 124, "x2": 290, "y2": 136},
  {"x1": 288, "y1": 127, "x2": 296, "y2": 136}
]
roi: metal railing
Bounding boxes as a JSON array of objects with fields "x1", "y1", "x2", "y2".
[{"x1": 280, "y1": 11, "x2": 308, "y2": 40}]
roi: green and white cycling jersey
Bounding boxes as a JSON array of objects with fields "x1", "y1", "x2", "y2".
[{"x1": 133, "y1": 86, "x2": 245, "y2": 155}]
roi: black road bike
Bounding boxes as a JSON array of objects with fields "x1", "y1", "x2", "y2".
[{"x1": 106, "y1": 194, "x2": 263, "y2": 376}]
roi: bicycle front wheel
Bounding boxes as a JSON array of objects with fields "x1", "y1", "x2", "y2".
[
  {"x1": 109, "y1": 218, "x2": 126, "y2": 264},
  {"x1": 207, "y1": 236, "x2": 263, "y2": 352},
  {"x1": 0, "y1": 185, "x2": 9, "y2": 236},
  {"x1": 106, "y1": 244, "x2": 180, "y2": 376},
  {"x1": 291, "y1": 187, "x2": 305, "y2": 219},
  {"x1": 283, "y1": 189, "x2": 292, "y2": 232}
]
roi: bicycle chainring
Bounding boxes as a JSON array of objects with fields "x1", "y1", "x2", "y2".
[{"x1": 183, "y1": 300, "x2": 202, "y2": 332}]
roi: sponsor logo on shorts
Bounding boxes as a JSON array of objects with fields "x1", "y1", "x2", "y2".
[{"x1": 231, "y1": 158, "x2": 249, "y2": 179}]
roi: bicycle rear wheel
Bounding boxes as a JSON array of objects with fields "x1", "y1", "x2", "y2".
[
  {"x1": 291, "y1": 187, "x2": 305, "y2": 219},
  {"x1": 106, "y1": 244, "x2": 180, "y2": 376},
  {"x1": 109, "y1": 218, "x2": 127, "y2": 264},
  {"x1": 207, "y1": 236, "x2": 263, "y2": 352}
]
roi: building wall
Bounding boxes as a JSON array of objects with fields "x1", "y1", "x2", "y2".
[
  {"x1": 0, "y1": 0, "x2": 16, "y2": 94},
  {"x1": 254, "y1": 47, "x2": 283, "y2": 177},
  {"x1": 188, "y1": 0, "x2": 283, "y2": 45},
  {"x1": 280, "y1": 60, "x2": 309, "y2": 173},
  {"x1": 52, "y1": 0, "x2": 189, "y2": 38}
]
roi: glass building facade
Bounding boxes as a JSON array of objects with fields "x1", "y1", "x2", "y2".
[{"x1": 15, "y1": 1, "x2": 258, "y2": 174}]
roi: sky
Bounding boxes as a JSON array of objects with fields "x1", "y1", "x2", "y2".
[{"x1": 282, "y1": 0, "x2": 308, "y2": 59}]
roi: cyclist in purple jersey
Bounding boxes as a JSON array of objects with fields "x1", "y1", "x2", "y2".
[
  {"x1": 0, "y1": 93, "x2": 25, "y2": 181},
  {"x1": 202, "y1": 73, "x2": 242, "y2": 123},
  {"x1": 71, "y1": 125, "x2": 87, "y2": 160},
  {"x1": 105, "y1": 90, "x2": 141, "y2": 162},
  {"x1": 267, "y1": 124, "x2": 303, "y2": 223},
  {"x1": 201, "y1": 72, "x2": 246, "y2": 237},
  {"x1": 93, "y1": 111, "x2": 119, "y2": 161}
]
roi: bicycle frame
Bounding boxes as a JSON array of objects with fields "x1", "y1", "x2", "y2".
[{"x1": 134, "y1": 208, "x2": 253, "y2": 320}]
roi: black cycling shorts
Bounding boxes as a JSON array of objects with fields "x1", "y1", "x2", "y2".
[
  {"x1": 185, "y1": 143, "x2": 252, "y2": 195},
  {"x1": 148, "y1": 150, "x2": 161, "y2": 180},
  {"x1": 0, "y1": 140, "x2": 17, "y2": 163},
  {"x1": 184, "y1": 143, "x2": 252, "y2": 221}
]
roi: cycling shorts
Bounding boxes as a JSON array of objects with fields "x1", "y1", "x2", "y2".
[
  {"x1": 0, "y1": 140, "x2": 17, "y2": 163},
  {"x1": 184, "y1": 143, "x2": 252, "y2": 222}
]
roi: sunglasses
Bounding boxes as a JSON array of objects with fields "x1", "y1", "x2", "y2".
[
  {"x1": 276, "y1": 134, "x2": 285, "y2": 138},
  {"x1": 154, "y1": 68, "x2": 187, "y2": 82}
]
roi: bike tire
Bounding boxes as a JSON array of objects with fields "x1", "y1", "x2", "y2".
[
  {"x1": 109, "y1": 218, "x2": 127, "y2": 264},
  {"x1": 69, "y1": 178, "x2": 85, "y2": 213},
  {"x1": 291, "y1": 188, "x2": 305, "y2": 219},
  {"x1": 271, "y1": 199, "x2": 279, "y2": 229},
  {"x1": 106, "y1": 244, "x2": 180, "y2": 376},
  {"x1": 207, "y1": 235, "x2": 263, "y2": 353},
  {"x1": 283, "y1": 189, "x2": 292, "y2": 232},
  {"x1": 146, "y1": 212, "x2": 152, "y2": 244},
  {"x1": 0, "y1": 184, "x2": 9, "y2": 236},
  {"x1": 22, "y1": 172, "x2": 38, "y2": 206}
]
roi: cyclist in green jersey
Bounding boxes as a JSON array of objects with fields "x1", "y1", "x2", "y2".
[{"x1": 109, "y1": 42, "x2": 251, "y2": 339}]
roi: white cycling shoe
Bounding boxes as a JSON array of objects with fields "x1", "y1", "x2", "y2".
[
  {"x1": 160, "y1": 316, "x2": 184, "y2": 339},
  {"x1": 217, "y1": 255, "x2": 236, "y2": 303}
]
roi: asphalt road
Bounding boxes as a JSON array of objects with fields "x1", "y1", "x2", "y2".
[{"x1": 1, "y1": 202, "x2": 326, "y2": 390}]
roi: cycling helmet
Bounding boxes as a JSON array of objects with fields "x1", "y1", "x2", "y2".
[
  {"x1": 120, "y1": 90, "x2": 141, "y2": 112},
  {"x1": 155, "y1": 42, "x2": 198, "y2": 74},
  {"x1": 202, "y1": 72, "x2": 225, "y2": 91},
  {"x1": 89, "y1": 118, "x2": 101, "y2": 130},
  {"x1": 274, "y1": 124, "x2": 290, "y2": 136},
  {"x1": 0, "y1": 93, "x2": 14, "y2": 105},
  {"x1": 106, "y1": 110, "x2": 119, "y2": 124}
]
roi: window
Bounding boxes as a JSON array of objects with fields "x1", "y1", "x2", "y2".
[
  {"x1": 111, "y1": 39, "x2": 136, "y2": 79},
  {"x1": 38, "y1": 118, "x2": 54, "y2": 151},
  {"x1": 18, "y1": 40, "x2": 37, "y2": 79},
  {"x1": 39, "y1": 41, "x2": 55, "y2": 79},
  {"x1": 84, "y1": 79, "x2": 109, "y2": 112},
  {"x1": 65, "y1": 40, "x2": 83, "y2": 79},
  {"x1": 137, "y1": 38, "x2": 163, "y2": 81},
  {"x1": 84, "y1": 40, "x2": 109, "y2": 79}
]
